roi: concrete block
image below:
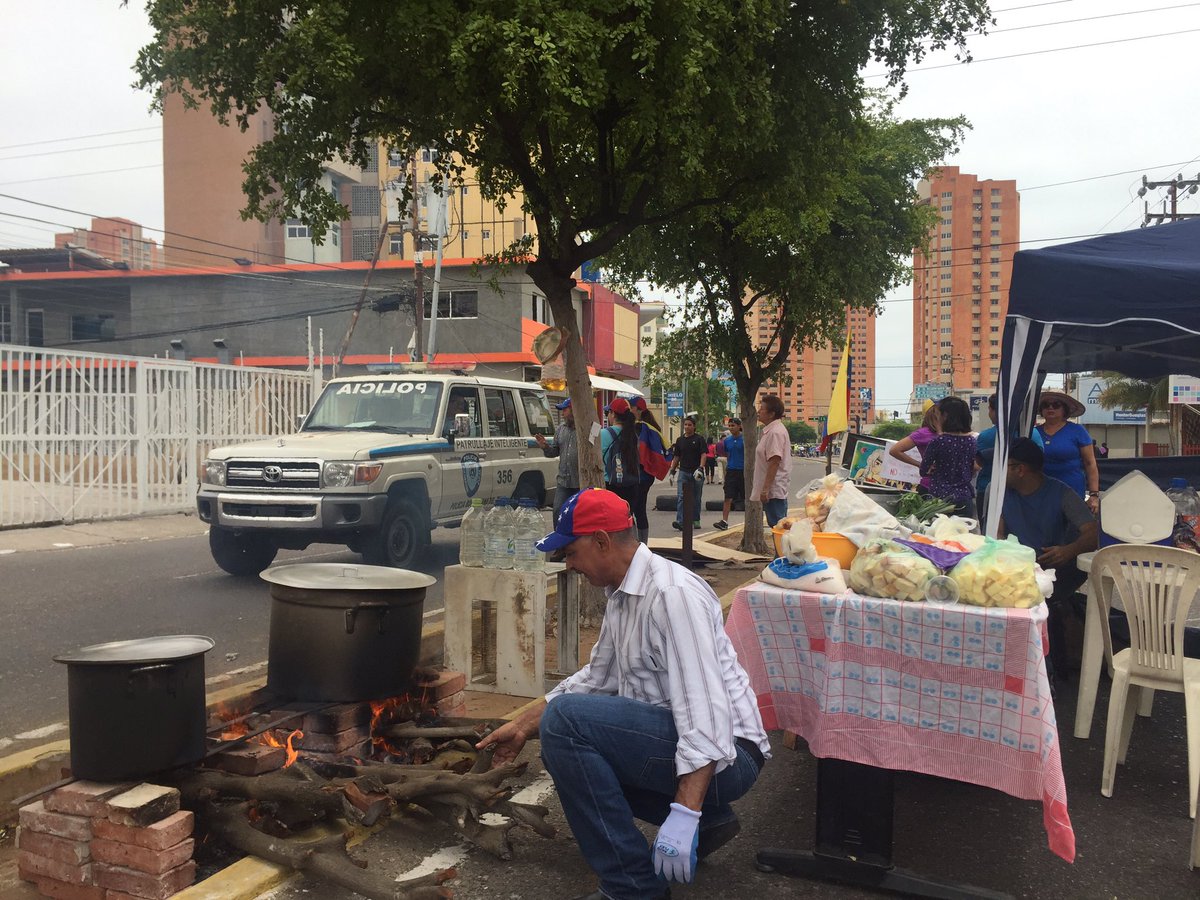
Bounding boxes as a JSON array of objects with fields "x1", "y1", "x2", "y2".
[
  {"x1": 24, "y1": 877, "x2": 105, "y2": 900},
  {"x1": 92, "y1": 811, "x2": 193, "y2": 853},
  {"x1": 294, "y1": 725, "x2": 370, "y2": 754},
  {"x1": 295, "y1": 737, "x2": 374, "y2": 764},
  {"x1": 300, "y1": 702, "x2": 371, "y2": 734},
  {"x1": 435, "y1": 690, "x2": 465, "y2": 715}
]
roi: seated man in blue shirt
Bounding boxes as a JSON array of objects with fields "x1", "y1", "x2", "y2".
[{"x1": 999, "y1": 438, "x2": 1097, "y2": 685}]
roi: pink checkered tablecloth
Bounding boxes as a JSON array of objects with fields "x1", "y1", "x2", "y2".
[{"x1": 726, "y1": 582, "x2": 1075, "y2": 863}]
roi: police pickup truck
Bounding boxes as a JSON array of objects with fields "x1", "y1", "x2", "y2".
[{"x1": 196, "y1": 373, "x2": 558, "y2": 575}]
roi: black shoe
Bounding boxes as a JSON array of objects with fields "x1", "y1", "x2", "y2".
[
  {"x1": 572, "y1": 890, "x2": 670, "y2": 900},
  {"x1": 713, "y1": 520, "x2": 729, "y2": 531},
  {"x1": 672, "y1": 521, "x2": 683, "y2": 531},
  {"x1": 698, "y1": 815, "x2": 742, "y2": 860}
]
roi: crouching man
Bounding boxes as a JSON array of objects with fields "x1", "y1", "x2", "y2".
[{"x1": 477, "y1": 488, "x2": 769, "y2": 899}]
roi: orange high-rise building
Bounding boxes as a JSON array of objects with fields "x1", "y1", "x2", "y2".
[
  {"x1": 912, "y1": 166, "x2": 1020, "y2": 392},
  {"x1": 747, "y1": 303, "x2": 876, "y2": 431},
  {"x1": 53, "y1": 217, "x2": 160, "y2": 269}
]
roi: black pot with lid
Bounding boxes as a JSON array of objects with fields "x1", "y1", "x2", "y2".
[
  {"x1": 54, "y1": 635, "x2": 215, "y2": 782},
  {"x1": 261, "y1": 563, "x2": 434, "y2": 702}
]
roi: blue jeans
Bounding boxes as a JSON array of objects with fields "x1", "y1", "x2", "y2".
[
  {"x1": 675, "y1": 471, "x2": 703, "y2": 525},
  {"x1": 540, "y1": 693, "x2": 761, "y2": 900},
  {"x1": 764, "y1": 498, "x2": 787, "y2": 527}
]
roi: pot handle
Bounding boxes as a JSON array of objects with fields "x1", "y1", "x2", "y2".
[
  {"x1": 345, "y1": 601, "x2": 391, "y2": 635},
  {"x1": 128, "y1": 663, "x2": 178, "y2": 697}
]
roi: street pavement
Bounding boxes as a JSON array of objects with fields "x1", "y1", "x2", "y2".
[
  {"x1": 5, "y1": 458, "x2": 1200, "y2": 896},
  {"x1": 0, "y1": 463, "x2": 826, "y2": 751}
]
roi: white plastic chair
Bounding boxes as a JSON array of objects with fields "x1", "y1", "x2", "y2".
[{"x1": 1095, "y1": 545, "x2": 1200, "y2": 817}]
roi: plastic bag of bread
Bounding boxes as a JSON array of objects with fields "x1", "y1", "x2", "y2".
[
  {"x1": 801, "y1": 474, "x2": 844, "y2": 529},
  {"x1": 848, "y1": 538, "x2": 939, "y2": 602},
  {"x1": 949, "y1": 537, "x2": 1044, "y2": 608}
]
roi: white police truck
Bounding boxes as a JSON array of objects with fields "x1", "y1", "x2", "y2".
[{"x1": 196, "y1": 373, "x2": 558, "y2": 575}]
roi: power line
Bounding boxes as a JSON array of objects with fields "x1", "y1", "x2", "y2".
[
  {"x1": 0, "y1": 126, "x2": 161, "y2": 153},
  {"x1": 0, "y1": 139, "x2": 163, "y2": 163},
  {"x1": 0, "y1": 164, "x2": 163, "y2": 187},
  {"x1": 868, "y1": 26, "x2": 1200, "y2": 76},
  {"x1": 974, "y1": 2, "x2": 1200, "y2": 40}
]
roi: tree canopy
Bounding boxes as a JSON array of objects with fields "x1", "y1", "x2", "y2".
[
  {"x1": 871, "y1": 420, "x2": 918, "y2": 441},
  {"x1": 135, "y1": 0, "x2": 991, "y2": 490}
]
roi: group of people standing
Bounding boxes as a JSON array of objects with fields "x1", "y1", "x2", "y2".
[{"x1": 538, "y1": 392, "x2": 795, "y2": 539}]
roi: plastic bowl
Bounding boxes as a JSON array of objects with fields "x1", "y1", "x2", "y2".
[{"x1": 771, "y1": 527, "x2": 859, "y2": 568}]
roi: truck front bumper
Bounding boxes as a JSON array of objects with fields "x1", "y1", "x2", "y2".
[{"x1": 197, "y1": 490, "x2": 388, "y2": 531}]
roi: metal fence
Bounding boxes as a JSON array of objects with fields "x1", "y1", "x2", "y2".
[{"x1": 0, "y1": 344, "x2": 317, "y2": 528}]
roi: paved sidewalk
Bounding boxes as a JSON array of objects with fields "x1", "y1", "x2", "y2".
[{"x1": 0, "y1": 513, "x2": 208, "y2": 555}]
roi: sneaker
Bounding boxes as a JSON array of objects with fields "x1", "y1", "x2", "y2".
[
  {"x1": 693, "y1": 520, "x2": 701, "y2": 527},
  {"x1": 713, "y1": 520, "x2": 729, "y2": 531},
  {"x1": 672, "y1": 521, "x2": 683, "y2": 531}
]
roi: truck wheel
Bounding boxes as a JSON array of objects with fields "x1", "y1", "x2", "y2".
[
  {"x1": 363, "y1": 496, "x2": 427, "y2": 569},
  {"x1": 512, "y1": 473, "x2": 545, "y2": 507},
  {"x1": 209, "y1": 526, "x2": 278, "y2": 576}
]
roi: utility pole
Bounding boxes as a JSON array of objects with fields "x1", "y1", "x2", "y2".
[
  {"x1": 1140, "y1": 173, "x2": 1200, "y2": 226},
  {"x1": 411, "y1": 155, "x2": 424, "y2": 362}
]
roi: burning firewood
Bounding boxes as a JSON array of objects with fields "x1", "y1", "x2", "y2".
[{"x1": 172, "y1": 744, "x2": 553, "y2": 898}]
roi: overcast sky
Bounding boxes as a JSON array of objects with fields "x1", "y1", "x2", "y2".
[{"x1": 3, "y1": 1, "x2": 1200, "y2": 412}]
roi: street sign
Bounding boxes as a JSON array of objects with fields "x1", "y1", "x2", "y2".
[
  {"x1": 666, "y1": 391, "x2": 684, "y2": 417},
  {"x1": 914, "y1": 383, "x2": 951, "y2": 401}
]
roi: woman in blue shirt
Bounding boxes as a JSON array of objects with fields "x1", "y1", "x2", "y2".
[{"x1": 1034, "y1": 390, "x2": 1100, "y2": 514}]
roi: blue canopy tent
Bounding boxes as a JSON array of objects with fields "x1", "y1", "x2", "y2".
[{"x1": 986, "y1": 218, "x2": 1200, "y2": 535}]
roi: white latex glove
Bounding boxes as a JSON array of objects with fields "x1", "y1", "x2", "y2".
[{"x1": 652, "y1": 802, "x2": 701, "y2": 883}]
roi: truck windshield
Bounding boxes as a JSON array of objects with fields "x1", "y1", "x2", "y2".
[{"x1": 302, "y1": 381, "x2": 444, "y2": 434}]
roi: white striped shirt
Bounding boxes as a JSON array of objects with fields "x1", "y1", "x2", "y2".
[{"x1": 546, "y1": 544, "x2": 770, "y2": 775}]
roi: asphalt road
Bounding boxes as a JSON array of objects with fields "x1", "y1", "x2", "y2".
[{"x1": 0, "y1": 460, "x2": 828, "y2": 748}]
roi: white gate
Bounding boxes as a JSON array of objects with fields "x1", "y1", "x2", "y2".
[{"x1": 0, "y1": 344, "x2": 317, "y2": 528}]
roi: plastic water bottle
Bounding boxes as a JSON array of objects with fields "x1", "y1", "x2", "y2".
[
  {"x1": 484, "y1": 498, "x2": 514, "y2": 569},
  {"x1": 512, "y1": 498, "x2": 545, "y2": 572},
  {"x1": 459, "y1": 497, "x2": 485, "y2": 567},
  {"x1": 1166, "y1": 477, "x2": 1200, "y2": 551}
]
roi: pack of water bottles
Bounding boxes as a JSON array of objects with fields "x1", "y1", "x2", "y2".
[{"x1": 460, "y1": 496, "x2": 546, "y2": 570}]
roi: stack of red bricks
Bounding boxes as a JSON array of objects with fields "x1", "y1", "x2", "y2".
[
  {"x1": 419, "y1": 669, "x2": 466, "y2": 719},
  {"x1": 273, "y1": 703, "x2": 374, "y2": 763},
  {"x1": 18, "y1": 782, "x2": 195, "y2": 900}
]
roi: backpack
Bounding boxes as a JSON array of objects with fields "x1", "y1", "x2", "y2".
[{"x1": 603, "y1": 427, "x2": 641, "y2": 486}]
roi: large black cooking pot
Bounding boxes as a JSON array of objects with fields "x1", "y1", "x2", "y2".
[
  {"x1": 262, "y1": 563, "x2": 435, "y2": 702},
  {"x1": 54, "y1": 635, "x2": 214, "y2": 782}
]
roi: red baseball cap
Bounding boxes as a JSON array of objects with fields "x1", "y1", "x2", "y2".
[
  {"x1": 605, "y1": 397, "x2": 631, "y2": 415},
  {"x1": 632, "y1": 396, "x2": 648, "y2": 412},
  {"x1": 535, "y1": 489, "x2": 635, "y2": 552}
]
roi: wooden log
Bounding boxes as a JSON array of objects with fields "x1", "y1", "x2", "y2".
[{"x1": 201, "y1": 800, "x2": 450, "y2": 900}]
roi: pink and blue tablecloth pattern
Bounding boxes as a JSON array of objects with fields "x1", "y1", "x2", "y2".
[{"x1": 726, "y1": 583, "x2": 1075, "y2": 863}]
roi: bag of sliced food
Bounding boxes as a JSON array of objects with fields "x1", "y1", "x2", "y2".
[
  {"x1": 848, "y1": 538, "x2": 939, "y2": 602},
  {"x1": 949, "y1": 537, "x2": 1044, "y2": 608}
]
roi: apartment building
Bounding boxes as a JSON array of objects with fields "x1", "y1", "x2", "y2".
[
  {"x1": 912, "y1": 166, "x2": 1020, "y2": 392},
  {"x1": 53, "y1": 218, "x2": 160, "y2": 270},
  {"x1": 748, "y1": 300, "x2": 876, "y2": 430}
]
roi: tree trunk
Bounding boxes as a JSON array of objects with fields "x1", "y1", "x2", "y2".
[
  {"x1": 530, "y1": 264, "x2": 606, "y2": 626},
  {"x1": 737, "y1": 393, "x2": 769, "y2": 555}
]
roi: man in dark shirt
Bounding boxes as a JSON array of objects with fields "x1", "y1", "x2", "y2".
[
  {"x1": 669, "y1": 417, "x2": 707, "y2": 530},
  {"x1": 1000, "y1": 437, "x2": 1097, "y2": 684}
]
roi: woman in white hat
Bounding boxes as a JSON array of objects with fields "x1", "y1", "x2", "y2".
[{"x1": 1034, "y1": 390, "x2": 1100, "y2": 512}]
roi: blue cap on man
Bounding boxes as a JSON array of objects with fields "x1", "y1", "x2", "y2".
[{"x1": 535, "y1": 489, "x2": 634, "y2": 553}]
